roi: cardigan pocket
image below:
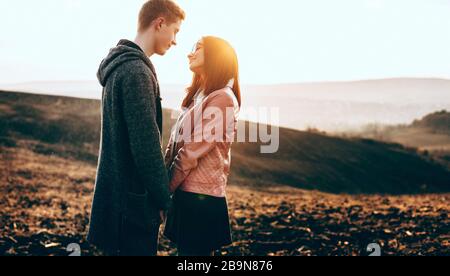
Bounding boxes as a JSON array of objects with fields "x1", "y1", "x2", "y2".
[{"x1": 124, "y1": 190, "x2": 160, "y2": 233}]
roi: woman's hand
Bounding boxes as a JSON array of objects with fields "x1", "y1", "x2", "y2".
[{"x1": 159, "y1": 210, "x2": 167, "y2": 224}]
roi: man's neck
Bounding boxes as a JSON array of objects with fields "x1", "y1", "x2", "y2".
[{"x1": 134, "y1": 34, "x2": 155, "y2": 57}]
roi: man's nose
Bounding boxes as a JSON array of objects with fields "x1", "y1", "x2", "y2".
[
  {"x1": 188, "y1": 53, "x2": 194, "y2": 59},
  {"x1": 172, "y1": 39, "x2": 177, "y2": 46}
]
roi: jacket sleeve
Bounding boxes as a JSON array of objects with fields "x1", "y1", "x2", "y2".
[
  {"x1": 168, "y1": 92, "x2": 236, "y2": 193},
  {"x1": 121, "y1": 70, "x2": 171, "y2": 210},
  {"x1": 164, "y1": 130, "x2": 174, "y2": 168}
]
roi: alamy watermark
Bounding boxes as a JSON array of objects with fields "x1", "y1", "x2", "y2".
[
  {"x1": 170, "y1": 106, "x2": 280, "y2": 154},
  {"x1": 66, "y1": 243, "x2": 81, "y2": 256}
]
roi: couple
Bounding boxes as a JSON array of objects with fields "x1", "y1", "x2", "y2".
[{"x1": 87, "y1": 0, "x2": 241, "y2": 256}]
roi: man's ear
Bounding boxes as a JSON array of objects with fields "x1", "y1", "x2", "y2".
[{"x1": 154, "y1": 17, "x2": 165, "y2": 31}]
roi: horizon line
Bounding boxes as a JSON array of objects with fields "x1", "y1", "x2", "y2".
[{"x1": 1, "y1": 76, "x2": 450, "y2": 88}]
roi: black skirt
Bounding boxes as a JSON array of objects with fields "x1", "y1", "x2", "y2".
[{"x1": 164, "y1": 190, "x2": 232, "y2": 251}]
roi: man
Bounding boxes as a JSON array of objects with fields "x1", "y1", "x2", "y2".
[{"x1": 87, "y1": 0, "x2": 185, "y2": 256}]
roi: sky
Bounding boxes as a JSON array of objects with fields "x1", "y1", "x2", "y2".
[{"x1": 1, "y1": 0, "x2": 450, "y2": 85}]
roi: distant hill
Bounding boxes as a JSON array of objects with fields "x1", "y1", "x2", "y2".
[
  {"x1": 411, "y1": 110, "x2": 450, "y2": 135},
  {"x1": 2, "y1": 77, "x2": 450, "y2": 132},
  {"x1": 342, "y1": 110, "x2": 450, "y2": 158},
  {"x1": 1, "y1": 90, "x2": 450, "y2": 195}
]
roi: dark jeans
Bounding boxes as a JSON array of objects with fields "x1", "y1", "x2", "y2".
[{"x1": 118, "y1": 216, "x2": 160, "y2": 256}]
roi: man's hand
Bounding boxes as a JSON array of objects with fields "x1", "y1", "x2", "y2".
[{"x1": 159, "y1": 210, "x2": 167, "y2": 224}]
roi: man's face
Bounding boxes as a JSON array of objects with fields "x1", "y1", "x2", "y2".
[{"x1": 154, "y1": 18, "x2": 182, "y2": 56}]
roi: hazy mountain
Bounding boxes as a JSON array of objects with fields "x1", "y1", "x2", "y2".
[{"x1": 1, "y1": 78, "x2": 450, "y2": 132}]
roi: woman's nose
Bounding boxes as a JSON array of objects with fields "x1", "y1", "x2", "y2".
[{"x1": 188, "y1": 53, "x2": 194, "y2": 59}]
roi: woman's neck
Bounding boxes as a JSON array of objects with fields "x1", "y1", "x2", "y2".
[{"x1": 199, "y1": 75, "x2": 206, "y2": 90}]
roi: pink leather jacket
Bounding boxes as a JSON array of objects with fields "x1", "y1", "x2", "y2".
[{"x1": 164, "y1": 84, "x2": 239, "y2": 197}]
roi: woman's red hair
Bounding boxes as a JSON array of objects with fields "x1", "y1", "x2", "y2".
[{"x1": 182, "y1": 36, "x2": 241, "y2": 108}]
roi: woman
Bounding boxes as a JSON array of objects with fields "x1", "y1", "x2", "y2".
[{"x1": 163, "y1": 36, "x2": 241, "y2": 256}]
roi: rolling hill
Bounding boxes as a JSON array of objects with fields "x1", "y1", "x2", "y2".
[
  {"x1": 1, "y1": 90, "x2": 449, "y2": 195},
  {"x1": 412, "y1": 110, "x2": 450, "y2": 135}
]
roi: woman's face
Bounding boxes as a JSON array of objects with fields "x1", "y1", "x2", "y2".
[{"x1": 188, "y1": 39, "x2": 205, "y2": 75}]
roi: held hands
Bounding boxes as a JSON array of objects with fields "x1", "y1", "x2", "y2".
[{"x1": 159, "y1": 210, "x2": 167, "y2": 224}]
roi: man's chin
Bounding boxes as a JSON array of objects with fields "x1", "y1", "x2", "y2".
[{"x1": 156, "y1": 48, "x2": 169, "y2": 56}]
